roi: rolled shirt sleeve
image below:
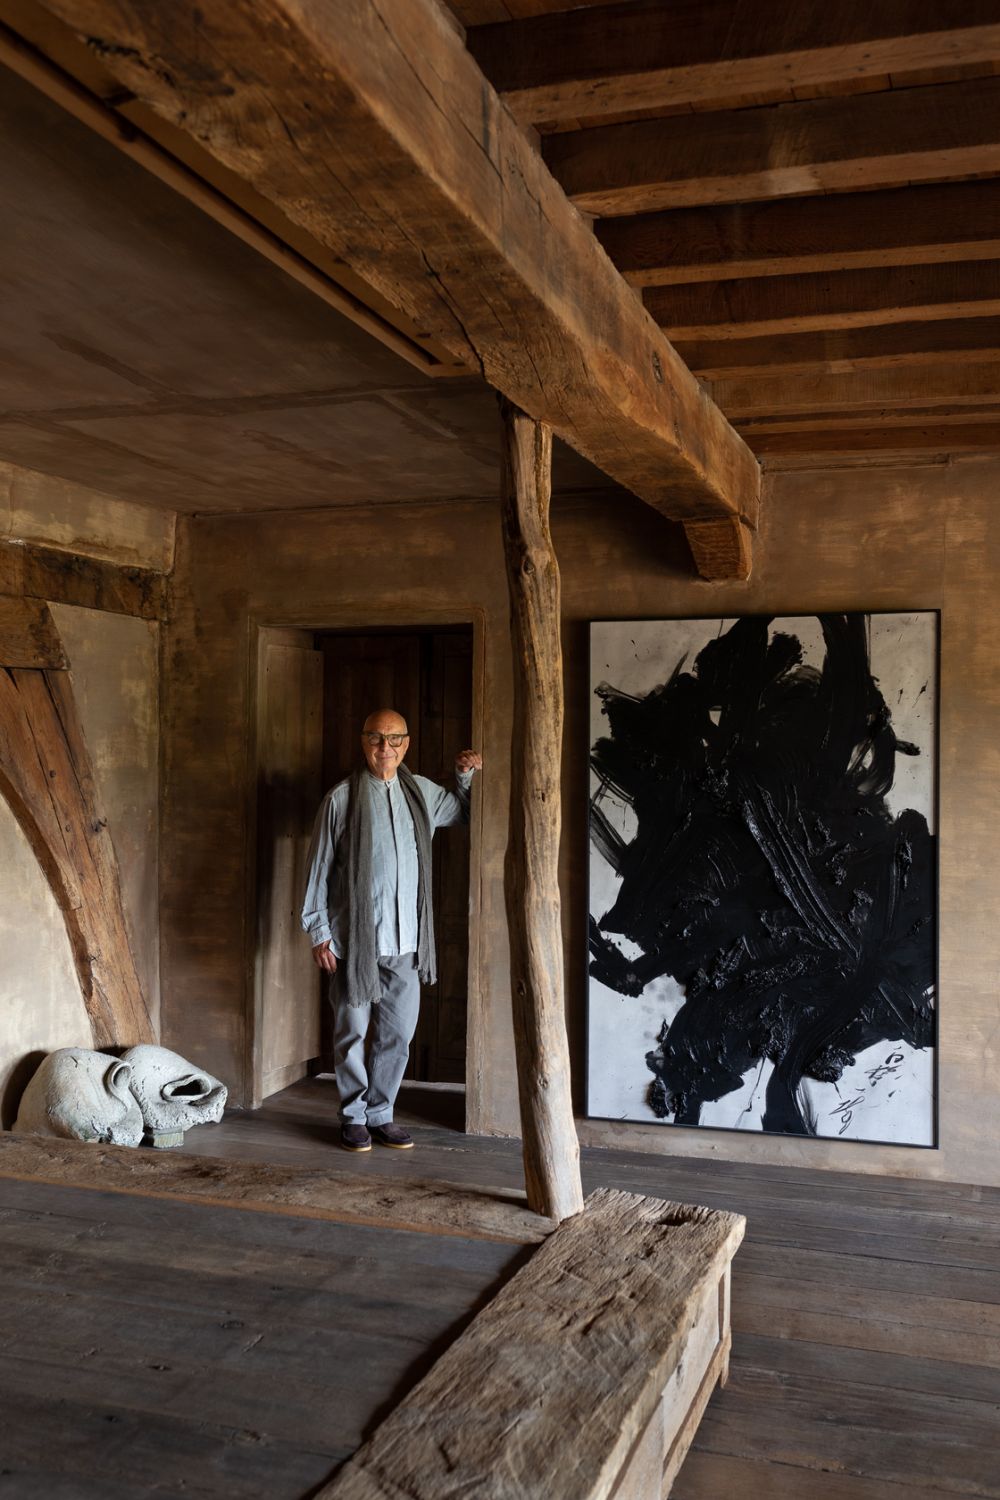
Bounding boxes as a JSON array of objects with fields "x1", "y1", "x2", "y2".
[{"x1": 418, "y1": 768, "x2": 474, "y2": 830}]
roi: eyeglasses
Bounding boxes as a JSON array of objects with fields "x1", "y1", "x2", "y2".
[{"x1": 363, "y1": 732, "x2": 409, "y2": 747}]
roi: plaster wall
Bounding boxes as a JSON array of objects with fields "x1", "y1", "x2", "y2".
[
  {"x1": 161, "y1": 457, "x2": 1000, "y2": 1185},
  {"x1": 0, "y1": 602, "x2": 161, "y2": 1120}
]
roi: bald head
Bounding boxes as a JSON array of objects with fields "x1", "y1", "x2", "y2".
[{"x1": 361, "y1": 708, "x2": 410, "y2": 780}]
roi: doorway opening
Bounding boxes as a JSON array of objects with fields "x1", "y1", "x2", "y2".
[{"x1": 252, "y1": 623, "x2": 474, "y2": 1128}]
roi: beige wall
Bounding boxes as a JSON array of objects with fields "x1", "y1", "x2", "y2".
[{"x1": 161, "y1": 457, "x2": 1000, "y2": 1185}]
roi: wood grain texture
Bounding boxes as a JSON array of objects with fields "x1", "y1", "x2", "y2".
[
  {"x1": 29, "y1": 0, "x2": 758, "y2": 528},
  {"x1": 545, "y1": 76, "x2": 1000, "y2": 215},
  {"x1": 0, "y1": 664, "x2": 153, "y2": 1046},
  {"x1": 0, "y1": 1133, "x2": 551, "y2": 1244},
  {"x1": 319, "y1": 1187, "x2": 745, "y2": 1500},
  {"x1": 675, "y1": 316, "x2": 1000, "y2": 378},
  {"x1": 711, "y1": 362, "x2": 1000, "y2": 418},
  {"x1": 470, "y1": 2, "x2": 1000, "y2": 125},
  {"x1": 683, "y1": 517, "x2": 753, "y2": 582},
  {"x1": 597, "y1": 181, "x2": 1000, "y2": 288},
  {"x1": 0, "y1": 594, "x2": 67, "y2": 668},
  {"x1": 501, "y1": 403, "x2": 584, "y2": 1221},
  {"x1": 647, "y1": 262, "x2": 1000, "y2": 340},
  {"x1": 0, "y1": 540, "x2": 169, "y2": 619}
]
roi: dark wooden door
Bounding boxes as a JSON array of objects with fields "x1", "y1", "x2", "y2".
[{"x1": 318, "y1": 629, "x2": 472, "y2": 1085}]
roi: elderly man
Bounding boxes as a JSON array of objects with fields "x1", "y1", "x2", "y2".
[{"x1": 302, "y1": 708, "x2": 481, "y2": 1152}]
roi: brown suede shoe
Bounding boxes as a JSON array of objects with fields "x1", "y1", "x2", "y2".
[
  {"x1": 370, "y1": 1123, "x2": 414, "y2": 1150},
  {"x1": 340, "y1": 1123, "x2": 372, "y2": 1152}
]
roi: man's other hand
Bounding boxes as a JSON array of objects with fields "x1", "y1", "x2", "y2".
[
  {"x1": 455, "y1": 750, "x2": 483, "y2": 774},
  {"x1": 312, "y1": 941, "x2": 338, "y2": 972}
]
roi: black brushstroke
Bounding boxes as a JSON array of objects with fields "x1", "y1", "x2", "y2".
[{"x1": 589, "y1": 614, "x2": 935, "y2": 1137}]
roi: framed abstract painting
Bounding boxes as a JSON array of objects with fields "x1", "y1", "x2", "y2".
[{"x1": 587, "y1": 612, "x2": 938, "y2": 1146}]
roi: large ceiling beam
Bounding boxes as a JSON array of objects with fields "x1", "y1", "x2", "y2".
[
  {"x1": 597, "y1": 181, "x2": 1000, "y2": 287},
  {"x1": 22, "y1": 0, "x2": 759, "y2": 570},
  {"x1": 469, "y1": 1, "x2": 1000, "y2": 126},
  {"x1": 646, "y1": 262, "x2": 1000, "y2": 340},
  {"x1": 545, "y1": 77, "x2": 1000, "y2": 215},
  {"x1": 677, "y1": 318, "x2": 1000, "y2": 379}
]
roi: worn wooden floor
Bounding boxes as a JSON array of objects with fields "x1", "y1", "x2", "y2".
[
  {"x1": 0, "y1": 1168, "x2": 527, "y2": 1499},
  {"x1": 183, "y1": 1077, "x2": 1000, "y2": 1499}
]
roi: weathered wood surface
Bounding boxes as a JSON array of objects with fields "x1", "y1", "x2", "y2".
[
  {"x1": 647, "y1": 262, "x2": 1000, "y2": 341},
  {"x1": 31, "y1": 0, "x2": 759, "y2": 535},
  {"x1": 0, "y1": 1133, "x2": 550, "y2": 1244},
  {"x1": 470, "y1": 3, "x2": 1000, "y2": 126},
  {"x1": 683, "y1": 517, "x2": 752, "y2": 584},
  {"x1": 0, "y1": 1175, "x2": 524, "y2": 1500},
  {"x1": 0, "y1": 593, "x2": 67, "y2": 668},
  {"x1": 500, "y1": 403, "x2": 583, "y2": 1223},
  {"x1": 598, "y1": 181, "x2": 1000, "y2": 288},
  {"x1": 181, "y1": 1079, "x2": 1000, "y2": 1497},
  {"x1": 676, "y1": 316, "x2": 1000, "y2": 379},
  {"x1": 318, "y1": 1187, "x2": 745, "y2": 1500},
  {"x1": 0, "y1": 538, "x2": 169, "y2": 619},
  {"x1": 546, "y1": 76, "x2": 1000, "y2": 216},
  {"x1": 0, "y1": 664, "x2": 153, "y2": 1046},
  {"x1": 711, "y1": 363, "x2": 1000, "y2": 418}
]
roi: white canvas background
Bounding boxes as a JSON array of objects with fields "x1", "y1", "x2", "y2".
[{"x1": 587, "y1": 613, "x2": 937, "y2": 1145}]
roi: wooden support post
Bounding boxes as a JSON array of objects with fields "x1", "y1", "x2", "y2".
[{"x1": 500, "y1": 400, "x2": 584, "y2": 1224}]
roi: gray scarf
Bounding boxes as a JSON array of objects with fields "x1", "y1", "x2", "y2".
[{"x1": 343, "y1": 764, "x2": 436, "y2": 1008}]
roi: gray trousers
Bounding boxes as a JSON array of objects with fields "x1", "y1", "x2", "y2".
[{"x1": 332, "y1": 953, "x2": 421, "y2": 1126}]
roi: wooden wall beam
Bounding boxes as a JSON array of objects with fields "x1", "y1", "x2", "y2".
[
  {"x1": 470, "y1": 1, "x2": 1000, "y2": 126},
  {"x1": 647, "y1": 262, "x2": 1000, "y2": 340},
  {"x1": 747, "y1": 420, "x2": 1000, "y2": 458},
  {"x1": 676, "y1": 317, "x2": 1000, "y2": 379},
  {"x1": 0, "y1": 540, "x2": 168, "y2": 620},
  {"x1": 0, "y1": 595, "x2": 68, "y2": 668},
  {"x1": 712, "y1": 362, "x2": 1000, "y2": 418},
  {"x1": 545, "y1": 76, "x2": 1000, "y2": 216},
  {"x1": 500, "y1": 401, "x2": 583, "y2": 1224},
  {"x1": 0, "y1": 663, "x2": 154, "y2": 1047},
  {"x1": 597, "y1": 181, "x2": 1000, "y2": 289},
  {"x1": 27, "y1": 0, "x2": 759, "y2": 538}
]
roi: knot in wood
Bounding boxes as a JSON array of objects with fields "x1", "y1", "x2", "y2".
[{"x1": 522, "y1": 557, "x2": 535, "y2": 575}]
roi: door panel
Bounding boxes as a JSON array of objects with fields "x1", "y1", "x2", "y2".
[{"x1": 256, "y1": 634, "x2": 323, "y2": 1102}]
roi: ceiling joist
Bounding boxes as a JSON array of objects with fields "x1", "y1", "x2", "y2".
[
  {"x1": 677, "y1": 317, "x2": 1000, "y2": 380},
  {"x1": 468, "y1": 1, "x2": 1000, "y2": 126},
  {"x1": 646, "y1": 262, "x2": 1000, "y2": 340},
  {"x1": 544, "y1": 76, "x2": 1000, "y2": 215},
  {"x1": 597, "y1": 181, "x2": 1000, "y2": 288},
  {"x1": 23, "y1": 0, "x2": 758, "y2": 576}
]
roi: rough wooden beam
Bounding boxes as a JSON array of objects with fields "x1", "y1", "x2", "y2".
[
  {"x1": 711, "y1": 362, "x2": 1000, "y2": 418},
  {"x1": 0, "y1": 1135, "x2": 550, "y2": 1244},
  {"x1": 545, "y1": 76, "x2": 1000, "y2": 216},
  {"x1": 597, "y1": 181, "x2": 1000, "y2": 288},
  {"x1": 0, "y1": 664, "x2": 154, "y2": 1047},
  {"x1": 676, "y1": 317, "x2": 1000, "y2": 379},
  {"x1": 27, "y1": 0, "x2": 758, "y2": 530},
  {"x1": 0, "y1": 541, "x2": 168, "y2": 619},
  {"x1": 500, "y1": 402, "x2": 583, "y2": 1224},
  {"x1": 647, "y1": 262, "x2": 1000, "y2": 340},
  {"x1": 470, "y1": 1, "x2": 1000, "y2": 126},
  {"x1": 684, "y1": 517, "x2": 753, "y2": 582},
  {"x1": 0, "y1": 595, "x2": 68, "y2": 668},
  {"x1": 318, "y1": 1188, "x2": 746, "y2": 1500}
]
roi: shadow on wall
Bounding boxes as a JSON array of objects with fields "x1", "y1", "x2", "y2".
[{"x1": 1, "y1": 1049, "x2": 45, "y2": 1131}]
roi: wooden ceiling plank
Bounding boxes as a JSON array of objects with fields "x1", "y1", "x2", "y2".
[
  {"x1": 544, "y1": 76, "x2": 1000, "y2": 215},
  {"x1": 677, "y1": 319, "x2": 1000, "y2": 379},
  {"x1": 470, "y1": 1, "x2": 1000, "y2": 126},
  {"x1": 711, "y1": 363, "x2": 1000, "y2": 418},
  {"x1": 25, "y1": 0, "x2": 758, "y2": 541},
  {"x1": 750, "y1": 421, "x2": 1000, "y2": 456},
  {"x1": 647, "y1": 262, "x2": 1000, "y2": 339},
  {"x1": 597, "y1": 180, "x2": 1000, "y2": 287}
]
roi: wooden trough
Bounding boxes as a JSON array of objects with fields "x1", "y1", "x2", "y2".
[{"x1": 321, "y1": 1187, "x2": 745, "y2": 1500}]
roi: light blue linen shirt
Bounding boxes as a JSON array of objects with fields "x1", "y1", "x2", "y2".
[{"x1": 301, "y1": 769, "x2": 472, "y2": 959}]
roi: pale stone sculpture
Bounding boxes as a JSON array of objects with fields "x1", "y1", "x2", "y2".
[
  {"x1": 121, "y1": 1043, "x2": 227, "y2": 1133},
  {"x1": 13, "y1": 1047, "x2": 144, "y2": 1145}
]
